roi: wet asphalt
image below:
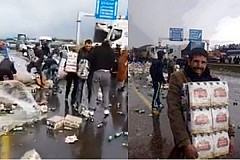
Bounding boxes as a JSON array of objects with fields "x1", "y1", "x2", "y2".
[
  {"x1": 128, "y1": 71, "x2": 240, "y2": 159},
  {"x1": 0, "y1": 51, "x2": 128, "y2": 159}
]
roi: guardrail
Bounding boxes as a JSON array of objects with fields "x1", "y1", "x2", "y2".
[{"x1": 208, "y1": 63, "x2": 240, "y2": 73}]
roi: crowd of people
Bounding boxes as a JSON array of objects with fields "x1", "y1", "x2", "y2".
[
  {"x1": 64, "y1": 39, "x2": 128, "y2": 120},
  {"x1": 0, "y1": 39, "x2": 129, "y2": 121}
]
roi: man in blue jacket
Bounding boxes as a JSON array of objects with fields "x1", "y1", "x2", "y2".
[{"x1": 150, "y1": 51, "x2": 166, "y2": 115}]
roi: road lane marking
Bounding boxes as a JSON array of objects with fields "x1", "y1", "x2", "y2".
[
  {"x1": 1, "y1": 134, "x2": 10, "y2": 159},
  {"x1": 131, "y1": 83, "x2": 152, "y2": 110}
]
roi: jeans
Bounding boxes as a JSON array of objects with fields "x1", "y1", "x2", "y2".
[
  {"x1": 76, "y1": 79, "x2": 86, "y2": 104},
  {"x1": 88, "y1": 70, "x2": 111, "y2": 110},
  {"x1": 65, "y1": 72, "x2": 79, "y2": 103},
  {"x1": 152, "y1": 81, "x2": 162, "y2": 109},
  {"x1": 47, "y1": 64, "x2": 58, "y2": 89}
]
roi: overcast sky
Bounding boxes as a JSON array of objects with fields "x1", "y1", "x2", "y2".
[
  {"x1": 129, "y1": 0, "x2": 240, "y2": 48},
  {"x1": 0, "y1": 0, "x2": 128, "y2": 40}
]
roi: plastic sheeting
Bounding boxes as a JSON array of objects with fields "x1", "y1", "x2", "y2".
[{"x1": 0, "y1": 80, "x2": 41, "y2": 136}]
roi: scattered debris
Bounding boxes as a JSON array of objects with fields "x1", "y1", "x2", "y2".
[
  {"x1": 114, "y1": 131, "x2": 123, "y2": 138},
  {"x1": 13, "y1": 126, "x2": 24, "y2": 131},
  {"x1": 39, "y1": 104, "x2": 48, "y2": 113},
  {"x1": 46, "y1": 116, "x2": 64, "y2": 130},
  {"x1": 65, "y1": 135, "x2": 78, "y2": 144},
  {"x1": 135, "y1": 108, "x2": 145, "y2": 114},
  {"x1": 108, "y1": 135, "x2": 114, "y2": 142},
  {"x1": 122, "y1": 142, "x2": 128, "y2": 148},
  {"x1": 117, "y1": 103, "x2": 121, "y2": 108},
  {"x1": 233, "y1": 100, "x2": 238, "y2": 106},
  {"x1": 64, "y1": 114, "x2": 82, "y2": 129},
  {"x1": 20, "y1": 149, "x2": 41, "y2": 159},
  {"x1": 80, "y1": 106, "x2": 90, "y2": 118},
  {"x1": 123, "y1": 132, "x2": 128, "y2": 136},
  {"x1": 97, "y1": 121, "x2": 107, "y2": 128},
  {"x1": 148, "y1": 133, "x2": 153, "y2": 137},
  {"x1": 49, "y1": 107, "x2": 57, "y2": 111},
  {"x1": 117, "y1": 111, "x2": 125, "y2": 115}
]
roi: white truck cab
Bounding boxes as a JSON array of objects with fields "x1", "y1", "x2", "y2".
[{"x1": 93, "y1": 19, "x2": 128, "y2": 49}]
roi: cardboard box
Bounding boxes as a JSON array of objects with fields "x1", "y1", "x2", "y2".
[
  {"x1": 210, "y1": 81, "x2": 229, "y2": 106},
  {"x1": 187, "y1": 82, "x2": 211, "y2": 107},
  {"x1": 64, "y1": 114, "x2": 82, "y2": 129},
  {"x1": 46, "y1": 115, "x2": 64, "y2": 130}
]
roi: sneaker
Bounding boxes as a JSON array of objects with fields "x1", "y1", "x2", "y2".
[
  {"x1": 117, "y1": 87, "x2": 125, "y2": 92},
  {"x1": 104, "y1": 109, "x2": 110, "y2": 115},
  {"x1": 152, "y1": 107, "x2": 161, "y2": 116},
  {"x1": 159, "y1": 104, "x2": 164, "y2": 109}
]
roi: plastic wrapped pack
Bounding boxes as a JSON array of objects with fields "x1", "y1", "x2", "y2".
[
  {"x1": 192, "y1": 134, "x2": 214, "y2": 159},
  {"x1": 46, "y1": 115, "x2": 64, "y2": 130},
  {"x1": 212, "y1": 131, "x2": 229, "y2": 157},
  {"x1": 189, "y1": 108, "x2": 213, "y2": 134},
  {"x1": 20, "y1": 149, "x2": 41, "y2": 159},
  {"x1": 0, "y1": 80, "x2": 40, "y2": 121},
  {"x1": 187, "y1": 82, "x2": 211, "y2": 107},
  {"x1": 210, "y1": 81, "x2": 229, "y2": 106},
  {"x1": 212, "y1": 106, "x2": 229, "y2": 131}
]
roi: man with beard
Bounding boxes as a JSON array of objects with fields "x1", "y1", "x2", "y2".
[
  {"x1": 74, "y1": 39, "x2": 93, "y2": 109},
  {"x1": 167, "y1": 48, "x2": 235, "y2": 159}
]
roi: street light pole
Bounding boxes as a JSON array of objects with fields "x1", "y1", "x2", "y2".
[
  {"x1": 76, "y1": 12, "x2": 94, "y2": 45},
  {"x1": 76, "y1": 12, "x2": 81, "y2": 45}
]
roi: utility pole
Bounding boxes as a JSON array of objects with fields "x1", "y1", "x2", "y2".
[{"x1": 76, "y1": 12, "x2": 81, "y2": 45}]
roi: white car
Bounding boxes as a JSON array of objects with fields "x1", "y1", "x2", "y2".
[{"x1": 61, "y1": 44, "x2": 76, "y2": 58}]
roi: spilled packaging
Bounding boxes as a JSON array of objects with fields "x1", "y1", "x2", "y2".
[
  {"x1": 192, "y1": 134, "x2": 214, "y2": 159},
  {"x1": 20, "y1": 149, "x2": 41, "y2": 159},
  {"x1": 189, "y1": 108, "x2": 212, "y2": 134},
  {"x1": 210, "y1": 81, "x2": 229, "y2": 106},
  {"x1": 212, "y1": 131, "x2": 229, "y2": 157},
  {"x1": 46, "y1": 115, "x2": 64, "y2": 130},
  {"x1": 212, "y1": 106, "x2": 229, "y2": 132},
  {"x1": 187, "y1": 82, "x2": 211, "y2": 107},
  {"x1": 64, "y1": 114, "x2": 82, "y2": 129},
  {"x1": 65, "y1": 134, "x2": 78, "y2": 144}
]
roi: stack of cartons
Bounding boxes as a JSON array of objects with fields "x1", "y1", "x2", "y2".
[
  {"x1": 46, "y1": 115, "x2": 64, "y2": 130},
  {"x1": 64, "y1": 114, "x2": 82, "y2": 129},
  {"x1": 183, "y1": 81, "x2": 230, "y2": 158},
  {"x1": 47, "y1": 114, "x2": 83, "y2": 130}
]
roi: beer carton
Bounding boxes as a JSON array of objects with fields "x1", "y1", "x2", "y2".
[
  {"x1": 212, "y1": 106, "x2": 229, "y2": 132},
  {"x1": 192, "y1": 134, "x2": 214, "y2": 159},
  {"x1": 187, "y1": 82, "x2": 211, "y2": 107},
  {"x1": 64, "y1": 114, "x2": 82, "y2": 129},
  {"x1": 210, "y1": 81, "x2": 229, "y2": 106},
  {"x1": 46, "y1": 115, "x2": 64, "y2": 130},
  {"x1": 212, "y1": 131, "x2": 229, "y2": 157},
  {"x1": 189, "y1": 108, "x2": 213, "y2": 134}
]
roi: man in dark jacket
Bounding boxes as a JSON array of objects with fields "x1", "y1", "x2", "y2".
[
  {"x1": 75, "y1": 39, "x2": 93, "y2": 108},
  {"x1": 150, "y1": 51, "x2": 166, "y2": 115},
  {"x1": 0, "y1": 57, "x2": 17, "y2": 81},
  {"x1": 167, "y1": 48, "x2": 235, "y2": 159},
  {"x1": 42, "y1": 55, "x2": 59, "y2": 91},
  {"x1": 88, "y1": 39, "x2": 115, "y2": 120}
]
